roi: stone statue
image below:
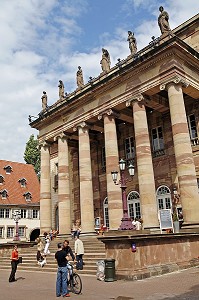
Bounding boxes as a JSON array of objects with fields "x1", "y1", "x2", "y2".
[
  {"x1": 58, "y1": 80, "x2": 64, "y2": 99},
  {"x1": 127, "y1": 31, "x2": 137, "y2": 55},
  {"x1": 41, "y1": 91, "x2": 47, "y2": 110},
  {"x1": 100, "y1": 48, "x2": 111, "y2": 73},
  {"x1": 76, "y1": 66, "x2": 84, "y2": 89},
  {"x1": 158, "y1": 6, "x2": 171, "y2": 35}
]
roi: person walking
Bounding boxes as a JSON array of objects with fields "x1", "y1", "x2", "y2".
[
  {"x1": 35, "y1": 237, "x2": 46, "y2": 267},
  {"x1": 55, "y1": 242, "x2": 70, "y2": 298},
  {"x1": 9, "y1": 244, "x2": 19, "y2": 282},
  {"x1": 74, "y1": 235, "x2": 84, "y2": 270}
]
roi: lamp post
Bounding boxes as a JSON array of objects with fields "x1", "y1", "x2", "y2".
[
  {"x1": 12, "y1": 210, "x2": 21, "y2": 241},
  {"x1": 111, "y1": 159, "x2": 135, "y2": 230}
]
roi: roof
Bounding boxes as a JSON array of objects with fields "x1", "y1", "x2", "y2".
[{"x1": 0, "y1": 160, "x2": 40, "y2": 206}]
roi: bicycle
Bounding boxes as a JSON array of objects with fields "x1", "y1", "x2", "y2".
[{"x1": 67, "y1": 261, "x2": 82, "y2": 294}]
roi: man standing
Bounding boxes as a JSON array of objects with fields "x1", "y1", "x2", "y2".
[
  {"x1": 55, "y1": 243, "x2": 70, "y2": 298},
  {"x1": 74, "y1": 235, "x2": 84, "y2": 270}
]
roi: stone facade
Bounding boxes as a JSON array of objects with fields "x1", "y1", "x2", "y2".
[{"x1": 30, "y1": 14, "x2": 199, "y2": 235}]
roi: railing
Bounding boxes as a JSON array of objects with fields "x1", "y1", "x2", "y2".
[
  {"x1": 152, "y1": 149, "x2": 165, "y2": 158},
  {"x1": 191, "y1": 138, "x2": 199, "y2": 146}
]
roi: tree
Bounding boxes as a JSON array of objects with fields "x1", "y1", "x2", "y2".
[{"x1": 24, "y1": 134, "x2": 40, "y2": 179}]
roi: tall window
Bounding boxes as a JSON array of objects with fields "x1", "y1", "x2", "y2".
[
  {"x1": 151, "y1": 126, "x2": 164, "y2": 157},
  {"x1": 33, "y1": 210, "x2": 38, "y2": 219},
  {"x1": 0, "y1": 209, "x2": 4, "y2": 218},
  {"x1": 127, "y1": 191, "x2": 141, "y2": 220},
  {"x1": 101, "y1": 147, "x2": 106, "y2": 172},
  {"x1": 5, "y1": 209, "x2": 10, "y2": 218},
  {"x1": 125, "y1": 137, "x2": 135, "y2": 161},
  {"x1": 18, "y1": 227, "x2": 25, "y2": 237},
  {"x1": 0, "y1": 227, "x2": 3, "y2": 238},
  {"x1": 156, "y1": 186, "x2": 171, "y2": 210},
  {"x1": 103, "y1": 197, "x2": 109, "y2": 228},
  {"x1": 7, "y1": 227, "x2": 14, "y2": 238},
  {"x1": 188, "y1": 114, "x2": 198, "y2": 145},
  {"x1": 20, "y1": 209, "x2": 26, "y2": 218}
]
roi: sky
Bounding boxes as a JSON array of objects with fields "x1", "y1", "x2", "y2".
[{"x1": 0, "y1": 0, "x2": 198, "y2": 163}]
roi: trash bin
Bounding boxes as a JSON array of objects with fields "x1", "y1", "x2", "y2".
[{"x1": 104, "y1": 258, "x2": 116, "y2": 282}]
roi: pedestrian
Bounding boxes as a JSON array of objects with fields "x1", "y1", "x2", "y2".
[
  {"x1": 63, "y1": 240, "x2": 75, "y2": 279},
  {"x1": 9, "y1": 244, "x2": 19, "y2": 282},
  {"x1": 55, "y1": 242, "x2": 70, "y2": 298},
  {"x1": 74, "y1": 235, "x2": 84, "y2": 270},
  {"x1": 35, "y1": 237, "x2": 46, "y2": 267},
  {"x1": 72, "y1": 219, "x2": 81, "y2": 238}
]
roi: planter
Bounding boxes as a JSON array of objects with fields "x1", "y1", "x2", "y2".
[{"x1": 173, "y1": 221, "x2": 180, "y2": 233}]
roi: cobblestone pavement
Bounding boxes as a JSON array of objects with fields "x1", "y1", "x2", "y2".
[{"x1": 1, "y1": 267, "x2": 199, "y2": 300}]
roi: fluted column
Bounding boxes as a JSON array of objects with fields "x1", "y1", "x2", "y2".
[
  {"x1": 74, "y1": 122, "x2": 95, "y2": 233},
  {"x1": 40, "y1": 141, "x2": 52, "y2": 233},
  {"x1": 57, "y1": 134, "x2": 71, "y2": 234},
  {"x1": 161, "y1": 76, "x2": 199, "y2": 223},
  {"x1": 98, "y1": 109, "x2": 122, "y2": 230},
  {"x1": 127, "y1": 96, "x2": 159, "y2": 229}
]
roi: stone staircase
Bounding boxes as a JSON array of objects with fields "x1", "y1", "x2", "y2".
[{"x1": 0, "y1": 236, "x2": 106, "y2": 276}]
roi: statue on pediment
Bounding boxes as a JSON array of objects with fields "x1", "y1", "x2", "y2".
[
  {"x1": 76, "y1": 66, "x2": 84, "y2": 89},
  {"x1": 100, "y1": 48, "x2": 111, "y2": 73},
  {"x1": 158, "y1": 6, "x2": 171, "y2": 35},
  {"x1": 58, "y1": 80, "x2": 65, "y2": 99},
  {"x1": 41, "y1": 91, "x2": 47, "y2": 110},
  {"x1": 127, "y1": 31, "x2": 137, "y2": 55}
]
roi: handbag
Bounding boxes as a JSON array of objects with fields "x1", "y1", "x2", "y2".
[{"x1": 18, "y1": 257, "x2": 22, "y2": 264}]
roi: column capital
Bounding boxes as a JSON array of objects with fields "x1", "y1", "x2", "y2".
[
  {"x1": 160, "y1": 76, "x2": 189, "y2": 91},
  {"x1": 38, "y1": 140, "x2": 51, "y2": 149},
  {"x1": 126, "y1": 94, "x2": 144, "y2": 107},
  {"x1": 98, "y1": 108, "x2": 119, "y2": 120},
  {"x1": 53, "y1": 132, "x2": 70, "y2": 142},
  {"x1": 73, "y1": 121, "x2": 91, "y2": 132}
]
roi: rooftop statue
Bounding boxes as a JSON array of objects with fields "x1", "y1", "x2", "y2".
[
  {"x1": 76, "y1": 66, "x2": 84, "y2": 89},
  {"x1": 127, "y1": 31, "x2": 137, "y2": 56},
  {"x1": 100, "y1": 48, "x2": 111, "y2": 73},
  {"x1": 58, "y1": 80, "x2": 65, "y2": 99},
  {"x1": 158, "y1": 6, "x2": 171, "y2": 35},
  {"x1": 41, "y1": 91, "x2": 47, "y2": 110}
]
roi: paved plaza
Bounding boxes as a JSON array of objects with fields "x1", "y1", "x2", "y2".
[{"x1": 1, "y1": 267, "x2": 199, "y2": 300}]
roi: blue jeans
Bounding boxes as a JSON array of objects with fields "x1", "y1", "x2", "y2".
[
  {"x1": 56, "y1": 266, "x2": 68, "y2": 297},
  {"x1": 76, "y1": 254, "x2": 84, "y2": 270}
]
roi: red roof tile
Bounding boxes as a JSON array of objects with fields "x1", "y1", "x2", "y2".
[{"x1": 0, "y1": 160, "x2": 40, "y2": 205}]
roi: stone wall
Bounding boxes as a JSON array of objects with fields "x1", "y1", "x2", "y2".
[{"x1": 99, "y1": 231, "x2": 199, "y2": 280}]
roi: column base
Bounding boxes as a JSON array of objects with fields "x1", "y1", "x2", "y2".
[{"x1": 119, "y1": 217, "x2": 135, "y2": 230}]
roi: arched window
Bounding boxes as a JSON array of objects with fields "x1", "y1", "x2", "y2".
[
  {"x1": 156, "y1": 186, "x2": 172, "y2": 210},
  {"x1": 103, "y1": 197, "x2": 109, "y2": 228},
  {"x1": 127, "y1": 191, "x2": 141, "y2": 219}
]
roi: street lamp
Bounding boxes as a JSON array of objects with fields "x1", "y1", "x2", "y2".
[
  {"x1": 12, "y1": 210, "x2": 21, "y2": 241},
  {"x1": 111, "y1": 159, "x2": 135, "y2": 230}
]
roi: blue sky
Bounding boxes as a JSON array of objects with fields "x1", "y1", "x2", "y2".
[{"x1": 0, "y1": 0, "x2": 198, "y2": 163}]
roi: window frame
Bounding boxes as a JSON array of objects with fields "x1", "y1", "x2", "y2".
[{"x1": 125, "y1": 136, "x2": 135, "y2": 162}]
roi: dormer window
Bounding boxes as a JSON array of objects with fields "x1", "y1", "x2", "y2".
[
  {"x1": 18, "y1": 178, "x2": 27, "y2": 187},
  {"x1": 4, "y1": 165, "x2": 12, "y2": 174},
  {"x1": 0, "y1": 189, "x2": 8, "y2": 199},
  {"x1": 23, "y1": 192, "x2": 32, "y2": 201},
  {"x1": 0, "y1": 175, "x2": 4, "y2": 184}
]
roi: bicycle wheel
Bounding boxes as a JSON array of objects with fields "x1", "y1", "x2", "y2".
[{"x1": 71, "y1": 273, "x2": 82, "y2": 294}]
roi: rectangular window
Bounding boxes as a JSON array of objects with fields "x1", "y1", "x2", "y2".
[
  {"x1": 18, "y1": 227, "x2": 25, "y2": 237},
  {"x1": 158, "y1": 198, "x2": 164, "y2": 210},
  {"x1": 101, "y1": 147, "x2": 106, "y2": 172},
  {"x1": 125, "y1": 137, "x2": 135, "y2": 161},
  {"x1": 188, "y1": 114, "x2": 198, "y2": 145},
  {"x1": 0, "y1": 227, "x2": 3, "y2": 238},
  {"x1": 7, "y1": 227, "x2": 14, "y2": 238},
  {"x1": 197, "y1": 179, "x2": 199, "y2": 191},
  {"x1": 0, "y1": 209, "x2": 4, "y2": 218},
  {"x1": 5, "y1": 209, "x2": 10, "y2": 218},
  {"x1": 33, "y1": 210, "x2": 38, "y2": 219},
  {"x1": 151, "y1": 126, "x2": 164, "y2": 157},
  {"x1": 20, "y1": 209, "x2": 26, "y2": 218}
]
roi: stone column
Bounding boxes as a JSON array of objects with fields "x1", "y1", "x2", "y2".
[
  {"x1": 57, "y1": 134, "x2": 71, "y2": 234},
  {"x1": 127, "y1": 96, "x2": 159, "y2": 229},
  {"x1": 40, "y1": 142, "x2": 52, "y2": 233},
  {"x1": 98, "y1": 109, "x2": 122, "y2": 230},
  {"x1": 74, "y1": 122, "x2": 95, "y2": 233},
  {"x1": 161, "y1": 77, "x2": 199, "y2": 223}
]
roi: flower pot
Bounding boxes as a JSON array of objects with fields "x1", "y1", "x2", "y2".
[{"x1": 173, "y1": 221, "x2": 180, "y2": 233}]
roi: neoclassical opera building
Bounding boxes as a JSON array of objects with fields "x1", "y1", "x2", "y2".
[{"x1": 30, "y1": 12, "x2": 199, "y2": 235}]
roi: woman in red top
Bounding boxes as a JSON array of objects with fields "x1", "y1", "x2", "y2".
[{"x1": 9, "y1": 245, "x2": 19, "y2": 282}]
